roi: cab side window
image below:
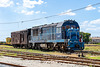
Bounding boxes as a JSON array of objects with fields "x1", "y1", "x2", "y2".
[{"x1": 56, "y1": 27, "x2": 61, "y2": 33}]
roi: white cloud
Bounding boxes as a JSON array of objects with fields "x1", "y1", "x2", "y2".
[
  {"x1": 21, "y1": 10, "x2": 34, "y2": 15},
  {"x1": 35, "y1": 11, "x2": 47, "y2": 14},
  {"x1": 0, "y1": 0, "x2": 13, "y2": 7},
  {"x1": 59, "y1": 9, "x2": 76, "y2": 16},
  {"x1": 44, "y1": 2, "x2": 47, "y2": 4},
  {"x1": 16, "y1": 3, "x2": 20, "y2": 6},
  {"x1": 80, "y1": 21, "x2": 88, "y2": 27},
  {"x1": 90, "y1": 19, "x2": 100, "y2": 24},
  {"x1": 98, "y1": 7, "x2": 100, "y2": 12},
  {"x1": 12, "y1": 0, "x2": 46, "y2": 15},
  {"x1": 98, "y1": 10, "x2": 100, "y2": 12},
  {"x1": 23, "y1": 0, "x2": 44, "y2": 8},
  {"x1": 42, "y1": 12, "x2": 47, "y2": 14},
  {"x1": 35, "y1": 11, "x2": 40, "y2": 14},
  {"x1": 85, "y1": 5, "x2": 96, "y2": 10},
  {"x1": 80, "y1": 19, "x2": 100, "y2": 32},
  {"x1": 86, "y1": 27, "x2": 100, "y2": 31}
]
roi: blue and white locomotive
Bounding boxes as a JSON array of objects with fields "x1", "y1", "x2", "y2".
[{"x1": 28, "y1": 20, "x2": 84, "y2": 51}]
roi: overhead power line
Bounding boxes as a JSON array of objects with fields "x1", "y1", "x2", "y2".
[
  {"x1": 0, "y1": 2, "x2": 100, "y2": 24},
  {"x1": 0, "y1": 22, "x2": 19, "y2": 24}
]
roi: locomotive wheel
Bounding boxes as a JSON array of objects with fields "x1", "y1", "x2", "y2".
[
  {"x1": 37, "y1": 44, "x2": 41, "y2": 50},
  {"x1": 34, "y1": 44, "x2": 38, "y2": 49},
  {"x1": 47, "y1": 44, "x2": 54, "y2": 50},
  {"x1": 25, "y1": 44, "x2": 28, "y2": 49},
  {"x1": 59, "y1": 44, "x2": 64, "y2": 52},
  {"x1": 14, "y1": 44, "x2": 18, "y2": 48},
  {"x1": 20, "y1": 45, "x2": 23, "y2": 48},
  {"x1": 13, "y1": 44, "x2": 16, "y2": 48},
  {"x1": 54, "y1": 44, "x2": 60, "y2": 51},
  {"x1": 27, "y1": 43, "x2": 32, "y2": 49}
]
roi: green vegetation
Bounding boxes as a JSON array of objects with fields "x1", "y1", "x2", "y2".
[
  {"x1": 85, "y1": 44, "x2": 100, "y2": 45},
  {"x1": 84, "y1": 46, "x2": 100, "y2": 51},
  {"x1": 0, "y1": 45, "x2": 67, "y2": 56},
  {"x1": 88, "y1": 56, "x2": 100, "y2": 59},
  {"x1": 0, "y1": 42, "x2": 6, "y2": 45},
  {"x1": 85, "y1": 53, "x2": 100, "y2": 60},
  {"x1": 4, "y1": 53, "x2": 17, "y2": 56},
  {"x1": 0, "y1": 45, "x2": 13, "y2": 48},
  {"x1": 80, "y1": 32, "x2": 91, "y2": 44},
  {"x1": 86, "y1": 54, "x2": 100, "y2": 60},
  {"x1": 97, "y1": 43, "x2": 100, "y2": 45}
]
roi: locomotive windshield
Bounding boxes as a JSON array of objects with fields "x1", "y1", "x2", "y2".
[{"x1": 67, "y1": 29, "x2": 79, "y2": 39}]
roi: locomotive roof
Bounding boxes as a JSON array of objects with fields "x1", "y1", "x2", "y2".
[
  {"x1": 11, "y1": 20, "x2": 79, "y2": 33},
  {"x1": 32, "y1": 20, "x2": 79, "y2": 29},
  {"x1": 11, "y1": 29, "x2": 30, "y2": 33},
  {"x1": 32, "y1": 23, "x2": 58, "y2": 29}
]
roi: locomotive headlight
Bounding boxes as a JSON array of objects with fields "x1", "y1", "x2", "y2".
[{"x1": 68, "y1": 48, "x2": 70, "y2": 49}]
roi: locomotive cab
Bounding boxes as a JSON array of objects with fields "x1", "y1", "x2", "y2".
[
  {"x1": 67, "y1": 28, "x2": 84, "y2": 50},
  {"x1": 61, "y1": 20, "x2": 84, "y2": 51}
]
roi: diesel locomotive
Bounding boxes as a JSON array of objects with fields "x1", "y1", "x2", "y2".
[{"x1": 11, "y1": 20, "x2": 84, "y2": 51}]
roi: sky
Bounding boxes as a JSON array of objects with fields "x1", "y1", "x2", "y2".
[{"x1": 0, "y1": 0, "x2": 100, "y2": 41}]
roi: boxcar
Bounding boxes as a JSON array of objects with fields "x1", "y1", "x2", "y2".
[{"x1": 11, "y1": 29, "x2": 31, "y2": 48}]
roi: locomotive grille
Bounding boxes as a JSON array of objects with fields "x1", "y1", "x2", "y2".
[{"x1": 75, "y1": 44, "x2": 80, "y2": 48}]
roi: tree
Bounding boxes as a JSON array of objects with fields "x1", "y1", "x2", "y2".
[{"x1": 80, "y1": 32, "x2": 91, "y2": 44}]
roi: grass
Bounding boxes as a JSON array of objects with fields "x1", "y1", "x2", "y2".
[
  {"x1": 85, "y1": 53, "x2": 100, "y2": 60},
  {"x1": 97, "y1": 43, "x2": 100, "y2": 45},
  {"x1": 84, "y1": 44, "x2": 100, "y2": 51},
  {"x1": 86, "y1": 55, "x2": 100, "y2": 60},
  {"x1": 1, "y1": 44, "x2": 100, "y2": 52},
  {"x1": 0, "y1": 45, "x2": 13, "y2": 48},
  {"x1": 88, "y1": 56, "x2": 100, "y2": 59},
  {"x1": 0, "y1": 44, "x2": 100, "y2": 60},
  {"x1": 0, "y1": 45, "x2": 68, "y2": 56},
  {"x1": 84, "y1": 46, "x2": 100, "y2": 51},
  {"x1": 0, "y1": 52, "x2": 18, "y2": 57},
  {"x1": 85, "y1": 44, "x2": 100, "y2": 45},
  {"x1": 4, "y1": 53, "x2": 17, "y2": 56},
  {"x1": 84, "y1": 45, "x2": 100, "y2": 60}
]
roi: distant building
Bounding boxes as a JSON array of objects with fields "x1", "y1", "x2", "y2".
[{"x1": 90, "y1": 37, "x2": 100, "y2": 44}]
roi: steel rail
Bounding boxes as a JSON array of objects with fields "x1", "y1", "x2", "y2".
[
  {"x1": 0, "y1": 49, "x2": 100, "y2": 67},
  {"x1": 0, "y1": 62, "x2": 25, "y2": 67}
]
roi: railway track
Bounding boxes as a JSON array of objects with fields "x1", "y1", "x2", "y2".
[
  {"x1": 0, "y1": 62, "x2": 25, "y2": 67},
  {"x1": 0, "y1": 49, "x2": 100, "y2": 67},
  {"x1": 75, "y1": 50, "x2": 100, "y2": 55},
  {"x1": 1, "y1": 45, "x2": 100, "y2": 55}
]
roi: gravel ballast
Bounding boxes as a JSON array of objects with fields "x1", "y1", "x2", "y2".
[{"x1": 0, "y1": 56, "x2": 88, "y2": 67}]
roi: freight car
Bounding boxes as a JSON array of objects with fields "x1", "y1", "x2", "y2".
[
  {"x1": 11, "y1": 29, "x2": 31, "y2": 48},
  {"x1": 11, "y1": 20, "x2": 84, "y2": 51}
]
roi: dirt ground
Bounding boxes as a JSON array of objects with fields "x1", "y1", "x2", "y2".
[{"x1": 0, "y1": 56, "x2": 88, "y2": 67}]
